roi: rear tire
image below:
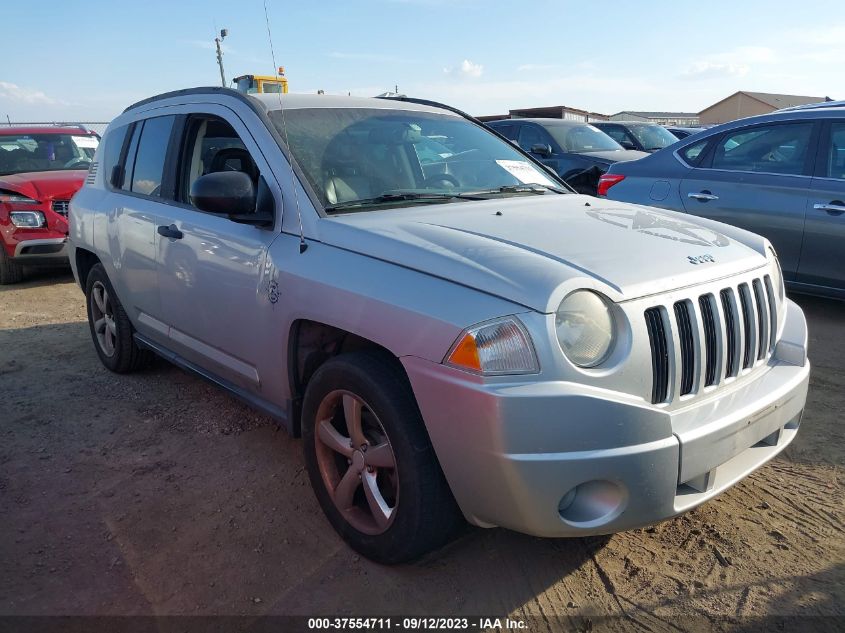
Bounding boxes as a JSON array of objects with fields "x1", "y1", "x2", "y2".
[
  {"x1": 85, "y1": 263, "x2": 149, "y2": 373},
  {"x1": 302, "y1": 351, "x2": 463, "y2": 564},
  {"x1": 0, "y1": 246, "x2": 24, "y2": 285}
]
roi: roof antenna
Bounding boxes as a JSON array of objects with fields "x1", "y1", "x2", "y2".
[{"x1": 263, "y1": 0, "x2": 307, "y2": 254}]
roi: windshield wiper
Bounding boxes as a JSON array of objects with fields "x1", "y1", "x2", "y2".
[
  {"x1": 467, "y1": 183, "x2": 568, "y2": 196},
  {"x1": 324, "y1": 191, "x2": 487, "y2": 212}
]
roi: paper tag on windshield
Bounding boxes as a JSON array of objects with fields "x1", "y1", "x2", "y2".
[
  {"x1": 495, "y1": 160, "x2": 555, "y2": 187},
  {"x1": 72, "y1": 136, "x2": 99, "y2": 149}
]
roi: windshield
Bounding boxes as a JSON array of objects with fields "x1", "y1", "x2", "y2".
[
  {"x1": 627, "y1": 124, "x2": 678, "y2": 151},
  {"x1": 0, "y1": 133, "x2": 99, "y2": 176},
  {"x1": 269, "y1": 107, "x2": 562, "y2": 212},
  {"x1": 545, "y1": 124, "x2": 623, "y2": 153}
]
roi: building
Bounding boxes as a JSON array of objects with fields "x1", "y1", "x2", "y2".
[
  {"x1": 477, "y1": 105, "x2": 609, "y2": 123},
  {"x1": 698, "y1": 91, "x2": 834, "y2": 124},
  {"x1": 609, "y1": 111, "x2": 700, "y2": 126}
]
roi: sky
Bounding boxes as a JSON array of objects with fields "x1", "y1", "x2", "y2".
[{"x1": 1, "y1": 0, "x2": 843, "y2": 123}]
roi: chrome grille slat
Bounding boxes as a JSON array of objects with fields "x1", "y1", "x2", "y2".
[
  {"x1": 645, "y1": 307, "x2": 670, "y2": 404},
  {"x1": 720, "y1": 288, "x2": 740, "y2": 379},
  {"x1": 738, "y1": 283, "x2": 756, "y2": 370},
  {"x1": 698, "y1": 294, "x2": 718, "y2": 387},
  {"x1": 51, "y1": 200, "x2": 70, "y2": 216},
  {"x1": 674, "y1": 300, "x2": 695, "y2": 396},
  {"x1": 764, "y1": 275, "x2": 778, "y2": 352},
  {"x1": 752, "y1": 279, "x2": 769, "y2": 361}
]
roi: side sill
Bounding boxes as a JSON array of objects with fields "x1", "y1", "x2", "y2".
[{"x1": 134, "y1": 333, "x2": 296, "y2": 437}]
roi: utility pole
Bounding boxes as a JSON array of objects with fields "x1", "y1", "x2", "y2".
[{"x1": 215, "y1": 29, "x2": 228, "y2": 87}]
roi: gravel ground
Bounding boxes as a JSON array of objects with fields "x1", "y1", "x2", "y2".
[{"x1": 0, "y1": 268, "x2": 842, "y2": 631}]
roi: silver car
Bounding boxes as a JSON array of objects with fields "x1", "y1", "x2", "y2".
[{"x1": 69, "y1": 89, "x2": 810, "y2": 563}]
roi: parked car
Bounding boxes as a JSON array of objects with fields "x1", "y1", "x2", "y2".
[
  {"x1": 70, "y1": 88, "x2": 809, "y2": 563},
  {"x1": 486, "y1": 118, "x2": 647, "y2": 194},
  {"x1": 592, "y1": 121, "x2": 679, "y2": 153},
  {"x1": 599, "y1": 102, "x2": 845, "y2": 299},
  {"x1": 0, "y1": 126, "x2": 99, "y2": 283},
  {"x1": 665, "y1": 126, "x2": 704, "y2": 140}
]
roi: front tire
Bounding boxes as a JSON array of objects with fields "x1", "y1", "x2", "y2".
[
  {"x1": 85, "y1": 263, "x2": 149, "y2": 373},
  {"x1": 0, "y1": 246, "x2": 24, "y2": 285},
  {"x1": 302, "y1": 351, "x2": 463, "y2": 564}
]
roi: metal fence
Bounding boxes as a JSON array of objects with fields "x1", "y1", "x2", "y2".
[{"x1": 5, "y1": 121, "x2": 111, "y2": 136}]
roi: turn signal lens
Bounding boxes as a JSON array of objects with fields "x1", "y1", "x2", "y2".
[{"x1": 446, "y1": 317, "x2": 539, "y2": 375}]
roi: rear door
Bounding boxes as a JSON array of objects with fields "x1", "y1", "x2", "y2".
[
  {"x1": 154, "y1": 107, "x2": 282, "y2": 392},
  {"x1": 678, "y1": 120, "x2": 818, "y2": 279},
  {"x1": 104, "y1": 115, "x2": 176, "y2": 342},
  {"x1": 798, "y1": 119, "x2": 845, "y2": 292}
]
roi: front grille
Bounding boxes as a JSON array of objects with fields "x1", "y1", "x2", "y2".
[
  {"x1": 52, "y1": 200, "x2": 70, "y2": 216},
  {"x1": 645, "y1": 274, "x2": 777, "y2": 404}
]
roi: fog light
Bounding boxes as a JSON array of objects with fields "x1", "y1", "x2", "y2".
[{"x1": 558, "y1": 480, "x2": 627, "y2": 527}]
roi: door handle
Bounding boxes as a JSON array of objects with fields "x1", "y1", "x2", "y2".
[
  {"x1": 813, "y1": 201, "x2": 845, "y2": 216},
  {"x1": 157, "y1": 224, "x2": 183, "y2": 239},
  {"x1": 688, "y1": 191, "x2": 719, "y2": 201}
]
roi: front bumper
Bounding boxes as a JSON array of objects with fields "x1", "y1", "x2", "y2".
[
  {"x1": 403, "y1": 300, "x2": 809, "y2": 537},
  {"x1": 13, "y1": 236, "x2": 69, "y2": 261}
]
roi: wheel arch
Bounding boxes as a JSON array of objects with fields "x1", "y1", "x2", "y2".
[{"x1": 74, "y1": 248, "x2": 101, "y2": 290}]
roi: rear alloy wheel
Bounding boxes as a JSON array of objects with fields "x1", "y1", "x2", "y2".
[
  {"x1": 0, "y1": 246, "x2": 24, "y2": 285},
  {"x1": 302, "y1": 352, "x2": 463, "y2": 563},
  {"x1": 85, "y1": 263, "x2": 149, "y2": 373}
]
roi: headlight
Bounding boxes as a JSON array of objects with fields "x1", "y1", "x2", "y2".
[
  {"x1": 0, "y1": 193, "x2": 40, "y2": 205},
  {"x1": 446, "y1": 317, "x2": 539, "y2": 375},
  {"x1": 768, "y1": 247, "x2": 784, "y2": 301},
  {"x1": 556, "y1": 291, "x2": 615, "y2": 367},
  {"x1": 10, "y1": 211, "x2": 46, "y2": 228}
]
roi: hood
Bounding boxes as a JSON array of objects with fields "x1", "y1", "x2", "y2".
[
  {"x1": 581, "y1": 149, "x2": 649, "y2": 164},
  {"x1": 319, "y1": 195, "x2": 768, "y2": 313},
  {"x1": 0, "y1": 170, "x2": 86, "y2": 202}
]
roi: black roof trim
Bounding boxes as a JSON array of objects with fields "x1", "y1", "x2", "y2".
[{"x1": 123, "y1": 86, "x2": 264, "y2": 114}]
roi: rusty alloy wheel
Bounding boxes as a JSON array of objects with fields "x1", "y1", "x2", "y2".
[{"x1": 313, "y1": 389, "x2": 399, "y2": 535}]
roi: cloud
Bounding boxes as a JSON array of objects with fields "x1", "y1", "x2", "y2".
[
  {"x1": 681, "y1": 46, "x2": 776, "y2": 80},
  {"x1": 0, "y1": 81, "x2": 63, "y2": 105},
  {"x1": 443, "y1": 59, "x2": 483, "y2": 79}
]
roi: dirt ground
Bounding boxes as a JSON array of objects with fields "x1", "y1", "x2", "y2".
[{"x1": 1, "y1": 269, "x2": 843, "y2": 631}]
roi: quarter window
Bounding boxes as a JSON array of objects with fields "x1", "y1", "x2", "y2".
[
  {"x1": 825, "y1": 122, "x2": 845, "y2": 180},
  {"x1": 712, "y1": 123, "x2": 813, "y2": 175},
  {"x1": 131, "y1": 115, "x2": 176, "y2": 197},
  {"x1": 102, "y1": 125, "x2": 129, "y2": 189},
  {"x1": 680, "y1": 139, "x2": 708, "y2": 166}
]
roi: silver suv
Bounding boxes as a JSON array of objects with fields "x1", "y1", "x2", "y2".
[{"x1": 69, "y1": 88, "x2": 810, "y2": 563}]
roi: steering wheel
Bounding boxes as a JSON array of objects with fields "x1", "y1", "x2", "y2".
[
  {"x1": 424, "y1": 173, "x2": 461, "y2": 189},
  {"x1": 65, "y1": 159, "x2": 91, "y2": 169}
]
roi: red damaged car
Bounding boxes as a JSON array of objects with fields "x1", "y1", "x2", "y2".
[{"x1": 0, "y1": 126, "x2": 99, "y2": 283}]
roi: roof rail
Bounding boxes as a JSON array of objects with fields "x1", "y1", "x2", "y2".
[
  {"x1": 777, "y1": 100, "x2": 845, "y2": 112},
  {"x1": 123, "y1": 86, "x2": 262, "y2": 113}
]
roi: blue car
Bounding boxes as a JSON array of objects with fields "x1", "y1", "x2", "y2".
[{"x1": 599, "y1": 102, "x2": 845, "y2": 299}]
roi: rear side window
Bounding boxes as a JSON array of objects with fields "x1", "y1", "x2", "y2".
[
  {"x1": 680, "y1": 138, "x2": 708, "y2": 166},
  {"x1": 825, "y1": 122, "x2": 845, "y2": 179},
  {"x1": 712, "y1": 122, "x2": 813, "y2": 175},
  {"x1": 102, "y1": 125, "x2": 129, "y2": 189},
  {"x1": 130, "y1": 115, "x2": 175, "y2": 197}
]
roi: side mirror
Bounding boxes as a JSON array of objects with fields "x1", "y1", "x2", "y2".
[
  {"x1": 190, "y1": 171, "x2": 255, "y2": 214},
  {"x1": 530, "y1": 143, "x2": 553, "y2": 157},
  {"x1": 619, "y1": 140, "x2": 637, "y2": 151},
  {"x1": 189, "y1": 172, "x2": 274, "y2": 227}
]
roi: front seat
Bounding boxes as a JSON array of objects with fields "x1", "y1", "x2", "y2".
[
  {"x1": 325, "y1": 169, "x2": 373, "y2": 204},
  {"x1": 209, "y1": 147, "x2": 259, "y2": 181}
]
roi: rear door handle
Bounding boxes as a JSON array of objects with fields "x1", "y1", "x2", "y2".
[
  {"x1": 688, "y1": 191, "x2": 719, "y2": 201},
  {"x1": 157, "y1": 224, "x2": 183, "y2": 239},
  {"x1": 813, "y1": 201, "x2": 845, "y2": 216}
]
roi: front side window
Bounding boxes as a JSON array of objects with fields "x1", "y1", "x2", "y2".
[
  {"x1": 825, "y1": 122, "x2": 845, "y2": 180},
  {"x1": 599, "y1": 125, "x2": 631, "y2": 145},
  {"x1": 712, "y1": 122, "x2": 813, "y2": 175},
  {"x1": 179, "y1": 116, "x2": 260, "y2": 208},
  {"x1": 131, "y1": 115, "x2": 175, "y2": 197},
  {"x1": 270, "y1": 108, "x2": 561, "y2": 212},
  {"x1": 517, "y1": 125, "x2": 547, "y2": 152},
  {"x1": 0, "y1": 133, "x2": 99, "y2": 176}
]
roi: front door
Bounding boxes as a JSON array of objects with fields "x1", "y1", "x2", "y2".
[
  {"x1": 155, "y1": 111, "x2": 281, "y2": 392},
  {"x1": 679, "y1": 120, "x2": 817, "y2": 279},
  {"x1": 798, "y1": 120, "x2": 845, "y2": 292}
]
